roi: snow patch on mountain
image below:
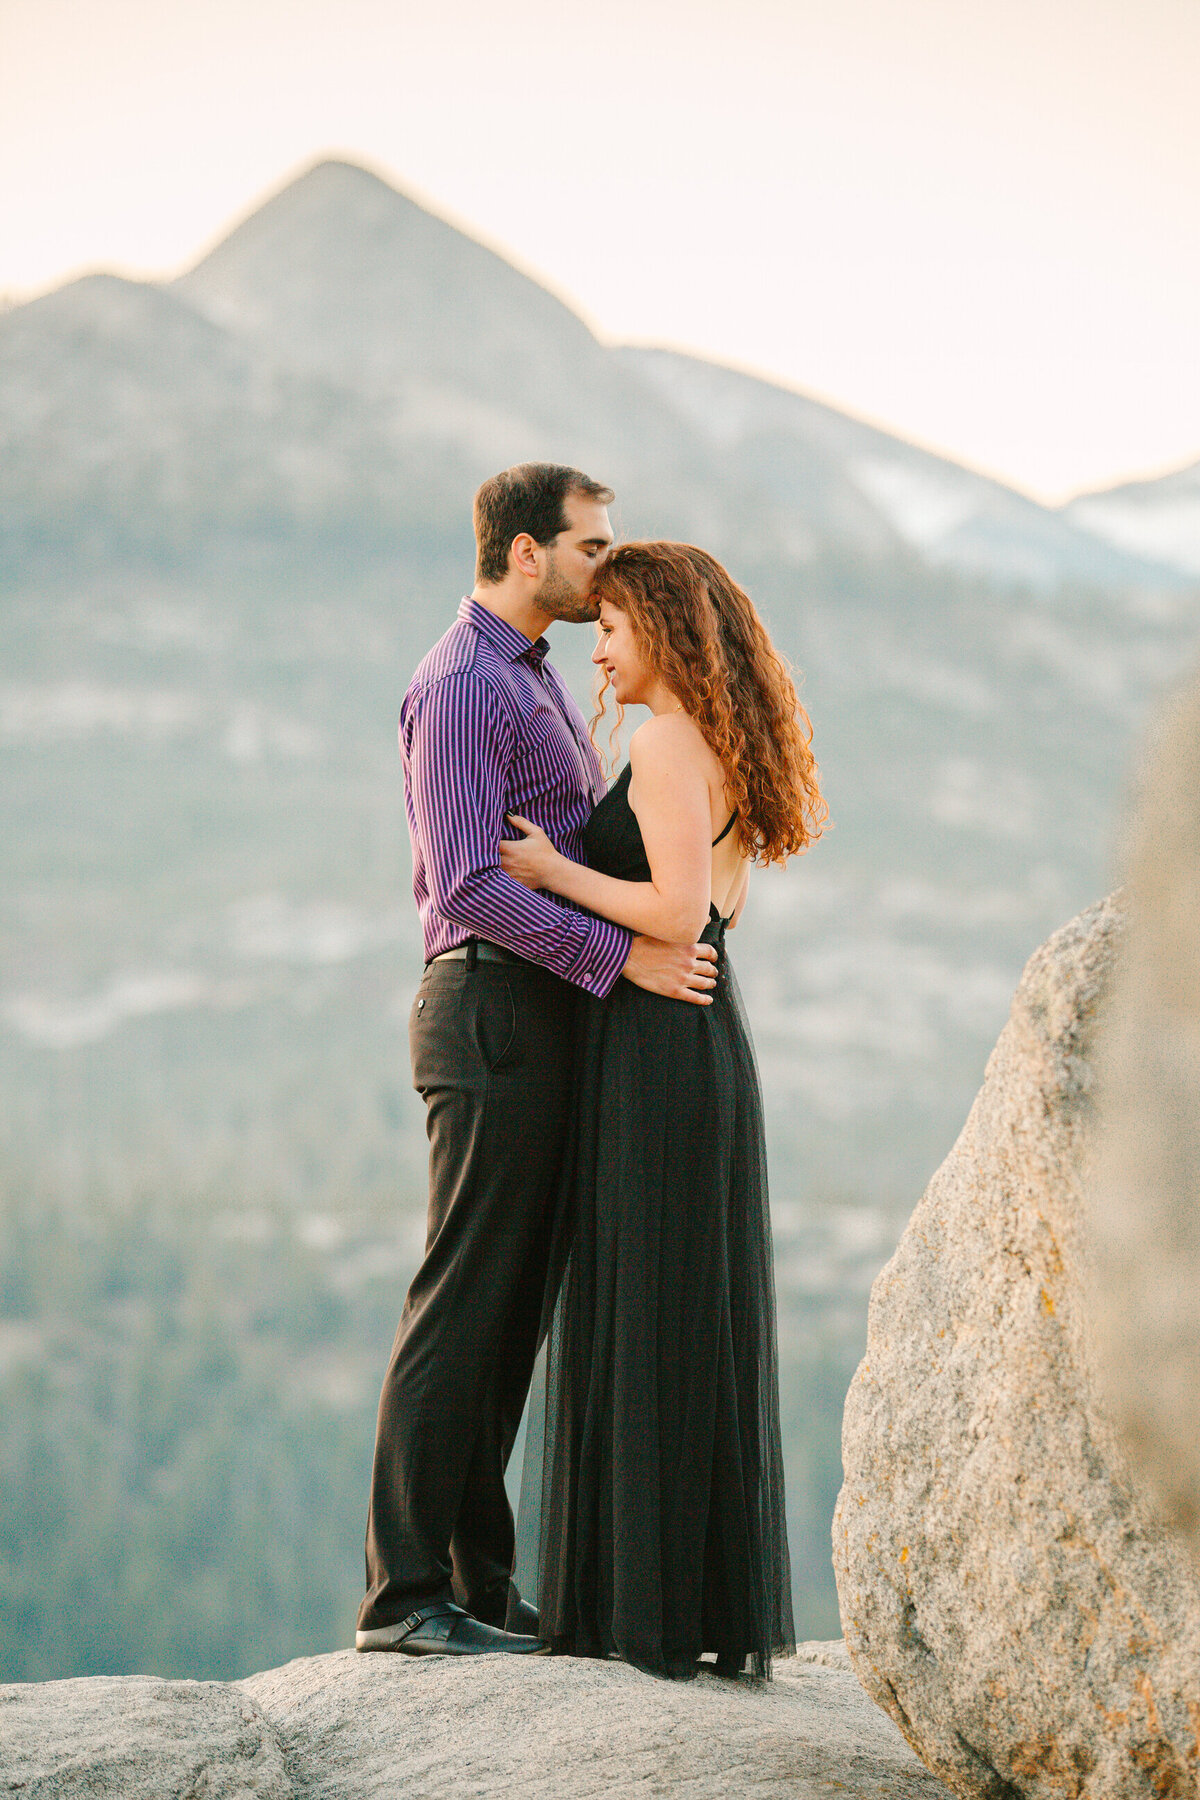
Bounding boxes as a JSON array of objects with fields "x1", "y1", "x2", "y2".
[{"x1": 848, "y1": 457, "x2": 979, "y2": 551}]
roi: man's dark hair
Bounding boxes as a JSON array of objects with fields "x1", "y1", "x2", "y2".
[{"x1": 473, "y1": 463, "x2": 614, "y2": 584}]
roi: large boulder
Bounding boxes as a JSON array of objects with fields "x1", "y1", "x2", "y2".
[
  {"x1": 0, "y1": 1644, "x2": 949, "y2": 1798},
  {"x1": 833, "y1": 895, "x2": 1200, "y2": 1799},
  {"x1": 1090, "y1": 668, "x2": 1200, "y2": 1561}
]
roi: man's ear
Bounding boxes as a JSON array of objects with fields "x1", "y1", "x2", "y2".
[{"x1": 510, "y1": 533, "x2": 541, "y2": 578}]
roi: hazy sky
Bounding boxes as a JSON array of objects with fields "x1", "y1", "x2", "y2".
[{"x1": 3, "y1": 0, "x2": 1198, "y2": 501}]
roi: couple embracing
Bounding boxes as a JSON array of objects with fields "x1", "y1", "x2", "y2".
[{"x1": 355, "y1": 463, "x2": 825, "y2": 1680}]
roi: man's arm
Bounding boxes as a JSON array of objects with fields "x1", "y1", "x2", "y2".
[{"x1": 405, "y1": 674, "x2": 631, "y2": 997}]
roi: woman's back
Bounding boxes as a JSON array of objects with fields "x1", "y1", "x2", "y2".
[{"x1": 613, "y1": 711, "x2": 750, "y2": 923}]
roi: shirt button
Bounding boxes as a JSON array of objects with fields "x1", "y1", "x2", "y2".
[{"x1": 417, "y1": 998, "x2": 426, "y2": 1009}]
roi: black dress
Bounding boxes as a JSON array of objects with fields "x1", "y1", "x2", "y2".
[{"x1": 522, "y1": 764, "x2": 794, "y2": 1679}]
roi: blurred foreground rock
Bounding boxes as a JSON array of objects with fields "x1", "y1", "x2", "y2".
[
  {"x1": 834, "y1": 895, "x2": 1200, "y2": 1799},
  {"x1": 1091, "y1": 668, "x2": 1200, "y2": 1563},
  {"x1": 0, "y1": 1642, "x2": 949, "y2": 1798}
]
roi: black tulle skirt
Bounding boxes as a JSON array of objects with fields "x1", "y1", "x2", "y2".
[{"x1": 515, "y1": 931, "x2": 794, "y2": 1679}]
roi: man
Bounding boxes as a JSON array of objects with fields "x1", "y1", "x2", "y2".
[{"x1": 355, "y1": 464, "x2": 719, "y2": 1657}]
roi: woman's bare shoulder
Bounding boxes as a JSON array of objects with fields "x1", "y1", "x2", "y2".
[{"x1": 629, "y1": 712, "x2": 716, "y2": 772}]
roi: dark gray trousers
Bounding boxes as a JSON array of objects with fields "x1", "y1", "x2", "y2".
[{"x1": 357, "y1": 953, "x2": 579, "y2": 1632}]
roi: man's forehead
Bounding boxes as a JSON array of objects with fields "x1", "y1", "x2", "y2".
[{"x1": 563, "y1": 493, "x2": 614, "y2": 543}]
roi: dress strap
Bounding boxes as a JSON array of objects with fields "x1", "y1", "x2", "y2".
[{"x1": 712, "y1": 812, "x2": 736, "y2": 847}]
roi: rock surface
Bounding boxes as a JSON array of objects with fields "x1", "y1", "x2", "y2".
[
  {"x1": 833, "y1": 895, "x2": 1200, "y2": 1799},
  {"x1": 241, "y1": 1643, "x2": 948, "y2": 1799},
  {"x1": 0, "y1": 1673, "x2": 292, "y2": 1798},
  {"x1": 0, "y1": 1643, "x2": 949, "y2": 1799},
  {"x1": 1090, "y1": 667, "x2": 1200, "y2": 1563}
]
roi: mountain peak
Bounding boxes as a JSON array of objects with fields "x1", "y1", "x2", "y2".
[
  {"x1": 169, "y1": 155, "x2": 614, "y2": 444},
  {"x1": 174, "y1": 156, "x2": 465, "y2": 302},
  {"x1": 172, "y1": 154, "x2": 586, "y2": 336},
  {"x1": 186, "y1": 156, "x2": 439, "y2": 257},
  {"x1": 284, "y1": 154, "x2": 403, "y2": 192}
]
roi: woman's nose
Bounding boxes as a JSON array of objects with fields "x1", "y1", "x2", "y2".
[{"x1": 591, "y1": 642, "x2": 604, "y2": 664}]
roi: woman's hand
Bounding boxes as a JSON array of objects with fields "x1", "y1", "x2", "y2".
[{"x1": 499, "y1": 814, "x2": 565, "y2": 891}]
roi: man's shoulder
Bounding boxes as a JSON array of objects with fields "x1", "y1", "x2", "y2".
[
  {"x1": 401, "y1": 618, "x2": 520, "y2": 729},
  {"x1": 407, "y1": 621, "x2": 510, "y2": 693},
  {"x1": 406, "y1": 617, "x2": 479, "y2": 691}
]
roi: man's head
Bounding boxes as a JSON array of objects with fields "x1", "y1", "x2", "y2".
[{"x1": 473, "y1": 463, "x2": 615, "y2": 622}]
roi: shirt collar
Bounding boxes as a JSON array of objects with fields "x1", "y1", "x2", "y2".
[{"x1": 458, "y1": 596, "x2": 550, "y2": 668}]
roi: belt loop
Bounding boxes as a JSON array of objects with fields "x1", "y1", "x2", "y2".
[{"x1": 465, "y1": 938, "x2": 479, "y2": 971}]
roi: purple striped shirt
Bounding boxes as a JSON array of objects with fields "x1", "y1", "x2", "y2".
[{"x1": 398, "y1": 597, "x2": 632, "y2": 998}]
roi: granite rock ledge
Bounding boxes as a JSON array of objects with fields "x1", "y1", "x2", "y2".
[{"x1": 1, "y1": 1640, "x2": 951, "y2": 1798}]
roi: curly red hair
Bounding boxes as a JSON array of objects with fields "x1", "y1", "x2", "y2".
[{"x1": 590, "y1": 542, "x2": 827, "y2": 865}]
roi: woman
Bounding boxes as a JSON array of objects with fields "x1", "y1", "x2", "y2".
[{"x1": 499, "y1": 542, "x2": 826, "y2": 1679}]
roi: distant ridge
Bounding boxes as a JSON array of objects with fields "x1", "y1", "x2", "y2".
[
  {"x1": 0, "y1": 154, "x2": 1193, "y2": 587},
  {"x1": 1062, "y1": 456, "x2": 1200, "y2": 578},
  {"x1": 0, "y1": 264, "x2": 467, "y2": 553},
  {"x1": 619, "y1": 346, "x2": 1176, "y2": 589}
]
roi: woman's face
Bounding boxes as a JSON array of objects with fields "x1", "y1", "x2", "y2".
[{"x1": 591, "y1": 600, "x2": 651, "y2": 705}]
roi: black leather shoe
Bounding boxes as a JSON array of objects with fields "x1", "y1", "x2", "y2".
[
  {"x1": 355, "y1": 1601, "x2": 550, "y2": 1656},
  {"x1": 504, "y1": 1595, "x2": 540, "y2": 1636}
]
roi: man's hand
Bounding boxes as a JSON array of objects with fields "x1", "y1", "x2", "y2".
[{"x1": 621, "y1": 934, "x2": 718, "y2": 1004}]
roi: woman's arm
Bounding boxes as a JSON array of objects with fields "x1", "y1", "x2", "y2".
[{"x1": 499, "y1": 716, "x2": 713, "y2": 945}]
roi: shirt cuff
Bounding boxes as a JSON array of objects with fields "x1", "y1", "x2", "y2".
[{"x1": 564, "y1": 915, "x2": 632, "y2": 998}]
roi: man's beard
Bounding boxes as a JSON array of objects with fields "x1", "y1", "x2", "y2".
[{"x1": 535, "y1": 557, "x2": 598, "y2": 624}]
